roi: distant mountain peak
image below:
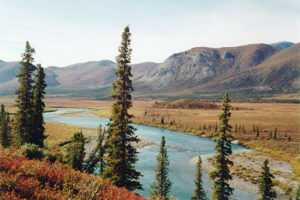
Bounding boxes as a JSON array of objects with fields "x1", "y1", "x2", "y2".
[{"x1": 270, "y1": 41, "x2": 294, "y2": 50}]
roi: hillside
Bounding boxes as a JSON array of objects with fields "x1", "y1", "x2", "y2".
[
  {"x1": 0, "y1": 60, "x2": 159, "y2": 95},
  {"x1": 134, "y1": 43, "x2": 300, "y2": 98},
  {"x1": 0, "y1": 149, "x2": 146, "y2": 200},
  {"x1": 0, "y1": 42, "x2": 298, "y2": 99}
]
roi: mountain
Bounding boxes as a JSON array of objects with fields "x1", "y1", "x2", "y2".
[
  {"x1": 270, "y1": 41, "x2": 294, "y2": 50},
  {"x1": 46, "y1": 60, "x2": 117, "y2": 90},
  {"x1": 0, "y1": 42, "x2": 298, "y2": 98},
  {"x1": 0, "y1": 60, "x2": 159, "y2": 95},
  {"x1": 131, "y1": 62, "x2": 160, "y2": 78},
  {"x1": 134, "y1": 43, "x2": 300, "y2": 98}
]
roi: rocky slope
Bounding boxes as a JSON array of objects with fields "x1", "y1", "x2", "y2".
[
  {"x1": 134, "y1": 43, "x2": 299, "y2": 97},
  {"x1": 0, "y1": 42, "x2": 298, "y2": 98}
]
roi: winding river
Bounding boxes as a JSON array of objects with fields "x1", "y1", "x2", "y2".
[{"x1": 44, "y1": 108, "x2": 256, "y2": 200}]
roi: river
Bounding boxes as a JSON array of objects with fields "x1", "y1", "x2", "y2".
[{"x1": 44, "y1": 108, "x2": 256, "y2": 200}]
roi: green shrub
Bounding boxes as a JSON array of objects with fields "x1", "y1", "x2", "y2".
[
  {"x1": 20, "y1": 143, "x2": 44, "y2": 159},
  {"x1": 45, "y1": 152, "x2": 57, "y2": 163}
]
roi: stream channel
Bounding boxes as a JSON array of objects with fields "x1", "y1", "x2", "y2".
[{"x1": 44, "y1": 108, "x2": 256, "y2": 200}]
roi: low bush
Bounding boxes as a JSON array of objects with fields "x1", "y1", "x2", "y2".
[
  {"x1": 0, "y1": 149, "x2": 147, "y2": 200},
  {"x1": 20, "y1": 143, "x2": 44, "y2": 159}
]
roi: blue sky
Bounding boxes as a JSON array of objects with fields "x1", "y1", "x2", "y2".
[{"x1": 0, "y1": 0, "x2": 299, "y2": 67}]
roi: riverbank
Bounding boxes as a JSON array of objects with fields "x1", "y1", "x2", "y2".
[
  {"x1": 190, "y1": 149, "x2": 297, "y2": 199},
  {"x1": 44, "y1": 108, "x2": 157, "y2": 155},
  {"x1": 84, "y1": 130, "x2": 157, "y2": 157},
  {"x1": 45, "y1": 107, "x2": 298, "y2": 197}
]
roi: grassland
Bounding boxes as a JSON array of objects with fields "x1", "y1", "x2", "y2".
[
  {"x1": 41, "y1": 97, "x2": 300, "y2": 181},
  {"x1": 1, "y1": 96, "x2": 299, "y2": 188}
]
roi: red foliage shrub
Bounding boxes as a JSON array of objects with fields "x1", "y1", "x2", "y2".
[{"x1": 0, "y1": 149, "x2": 147, "y2": 200}]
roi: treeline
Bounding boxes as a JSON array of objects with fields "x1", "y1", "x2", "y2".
[{"x1": 152, "y1": 100, "x2": 219, "y2": 109}]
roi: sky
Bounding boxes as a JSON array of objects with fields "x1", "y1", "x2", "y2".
[{"x1": 0, "y1": 0, "x2": 299, "y2": 67}]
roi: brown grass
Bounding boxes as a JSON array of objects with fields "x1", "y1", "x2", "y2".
[
  {"x1": 45, "y1": 122, "x2": 95, "y2": 146},
  {"x1": 1, "y1": 96, "x2": 299, "y2": 180}
]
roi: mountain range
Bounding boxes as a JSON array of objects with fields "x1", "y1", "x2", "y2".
[{"x1": 0, "y1": 41, "x2": 298, "y2": 99}]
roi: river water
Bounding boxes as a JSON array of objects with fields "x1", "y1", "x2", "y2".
[{"x1": 44, "y1": 108, "x2": 256, "y2": 200}]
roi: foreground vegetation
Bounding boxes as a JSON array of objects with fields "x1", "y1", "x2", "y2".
[{"x1": 0, "y1": 148, "x2": 146, "y2": 200}]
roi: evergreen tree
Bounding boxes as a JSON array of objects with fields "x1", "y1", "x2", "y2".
[
  {"x1": 151, "y1": 136, "x2": 172, "y2": 200},
  {"x1": 273, "y1": 128, "x2": 277, "y2": 139},
  {"x1": 0, "y1": 104, "x2": 5, "y2": 122},
  {"x1": 209, "y1": 92, "x2": 234, "y2": 200},
  {"x1": 103, "y1": 26, "x2": 142, "y2": 191},
  {"x1": 256, "y1": 126, "x2": 260, "y2": 137},
  {"x1": 32, "y1": 64, "x2": 47, "y2": 147},
  {"x1": 258, "y1": 159, "x2": 276, "y2": 200},
  {"x1": 15, "y1": 41, "x2": 36, "y2": 145},
  {"x1": 84, "y1": 125, "x2": 107, "y2": 175},
  {"x1": 66, "y1": 131, "x2": 86, "y2": 171},
  {"x1": 192, "y1": 156, "x2": 207, "y2": 200},
  {"x1": 161, "y1": 117, "x2": 165, "y2": 125},
  {"x1": 0, "y1": 108, "x2": 11, "y2": 148}
]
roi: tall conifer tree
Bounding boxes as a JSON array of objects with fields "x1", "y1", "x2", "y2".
[
  {"x1": 209, "y1": 92, "x2": 234, "y2": 200},
  {"x1": 15, "y1": 41, "x2": 36, "y2": 145},
  {"x1": 0, "y1": 105, "x2": 11, "y2": 148},
  {"x1": 103, "y1": 26, "x2": 142, "y2": 191},
  {"x1": 151, "y1": 136, "x2": 172, "y2": 200},
  {"x1": 258, "y1": 159, "x2": 276, "y2": 200},
  {"x1": 32, "y1": 64, "x2": 47, "y2": 147},
  {"x1": 0, "y1": 104, "x2": 5, "y2": 122},
  {"x1": 192, "y1": 156, "x2": 206, "y2": 200}
]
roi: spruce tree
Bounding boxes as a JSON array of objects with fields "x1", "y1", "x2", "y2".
[
  {"x1": 192, "y1": 156, "x2": 207, "y2": 200},
  {"x1": 151, "y1": 136, "x2": 172, "y2": 200},
  {"x1": 258, "y1": 159, "x2": 276, "y2": 200},
  {"x1": 0, "y1": 108, "x2": 10, "y2": 148},
  {"x1": 32, "y1": 64, "x2": 47, "y2": 147},
  {"x1": 15, "y1": 41, "x2": 36, "y2": 145},
  {"x1": 273, "y1": 128, "x2": 277, "y2": 139},
  {"x1": 103, "y1": 26, "x2": 142, "y2": 191},
  {"x1": 97, "y1": 126, "x2": 106, "y2": 176},
  {"x1": 0, "y1": 104, "x2": 4, "y2": 122},
  {"x1": 84, "y1": 125, "x2": 107, "y2": 175},
  {"x1": 66, "y1": 131, "x2": 86, "y2": 171},
  {"x1": 209, "y1": 92, "x2": 234, "y2": 200}
]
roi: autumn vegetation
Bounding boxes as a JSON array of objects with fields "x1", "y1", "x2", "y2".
[{"x1": 0, "y1": 149, "x2": 146, "y2": 200}]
